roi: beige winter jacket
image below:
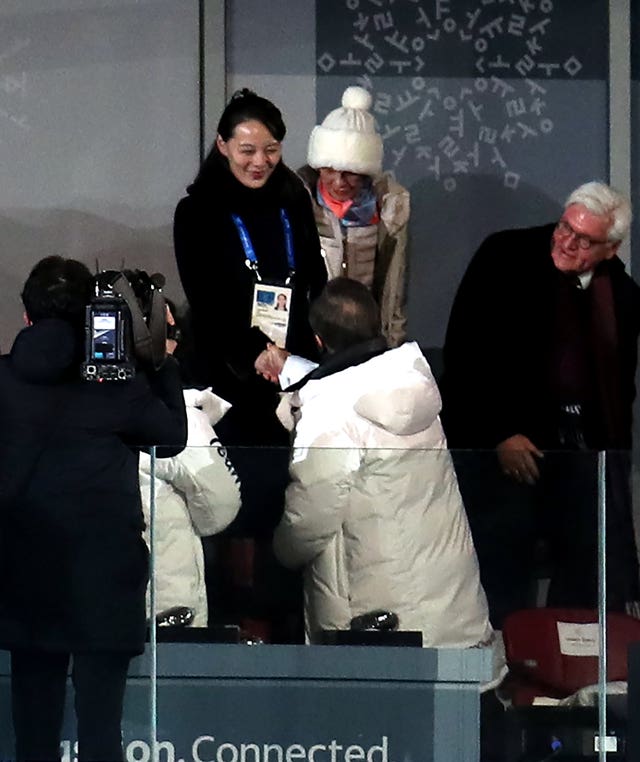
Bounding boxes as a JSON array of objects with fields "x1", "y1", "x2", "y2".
[{"x1": 298, "y1": 166, "x2": 410, "y2": 347}]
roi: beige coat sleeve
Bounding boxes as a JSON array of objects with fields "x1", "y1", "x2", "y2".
[{"x1": 375, "y1": 177, "x2": 410, "y2": 348}]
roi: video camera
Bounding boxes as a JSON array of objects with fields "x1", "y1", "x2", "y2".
[{"x1": 81, "y1": 269, "x2": 168, "y2": 382}]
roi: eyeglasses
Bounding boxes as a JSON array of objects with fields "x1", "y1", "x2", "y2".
[{"x1": 555, "y1": 219, "x2": 610, "y2": 250}]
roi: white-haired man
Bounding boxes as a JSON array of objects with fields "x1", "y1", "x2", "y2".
[{"x1": 441, "y1": 181, "x2": 639, "y2": 626}]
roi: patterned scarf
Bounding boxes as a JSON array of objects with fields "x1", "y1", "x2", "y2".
[{"x1": 317, "y1": 178, "x2": 380, "y2": 227}]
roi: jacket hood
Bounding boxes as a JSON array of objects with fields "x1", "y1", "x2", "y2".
[
  {"x1": 352, "y1": 343, "x2": 440, "y2": 436},
  {"x1": 301, "y1": 342, "x2": 442, "y2": 437},
  {"x1": 353, "y1": 377, "x2": 436, "y2": 436},
  {"x1": 9, "y1": 319, "x2": 80, "y2": 384}
]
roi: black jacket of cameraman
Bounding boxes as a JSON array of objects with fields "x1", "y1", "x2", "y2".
[{"x1": 0, "y1": 318, "x2": 187, "y2": 654}]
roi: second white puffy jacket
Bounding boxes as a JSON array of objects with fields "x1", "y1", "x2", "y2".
[{"x1": 140, "y1": 388, "x2": 241, "y2": 626}]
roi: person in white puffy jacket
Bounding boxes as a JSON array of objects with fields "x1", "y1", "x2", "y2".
[
  {"x1": 139, "y1": 387, "x2": 241, "y2": 626},
  {"x1": 273, "y1": 279, "x2": 503, "y2": 679}
]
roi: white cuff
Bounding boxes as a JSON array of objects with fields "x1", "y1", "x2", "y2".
[{"x1": 279, "y1": 355, "x2": 318, "y2": 389}]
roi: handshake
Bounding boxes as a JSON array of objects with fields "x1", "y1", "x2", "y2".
[{"x1": 254, "y1": 343, "x2": 290, "y2": 384}]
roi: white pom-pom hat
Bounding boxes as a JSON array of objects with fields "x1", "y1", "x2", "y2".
[{"x1": 307, "y1": 86, "x2": 383, "y2": 177}]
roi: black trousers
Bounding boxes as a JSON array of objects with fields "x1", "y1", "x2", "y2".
[
  {"x1": 11, "y1": 649, "x2": 131, "y2": 762},
  {"x1": 454, "y1": 449, "x2": 639, "y2": 629}
]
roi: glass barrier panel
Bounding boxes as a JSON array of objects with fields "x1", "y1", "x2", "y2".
[
  {"x1": 147, "y1": 445, "x2": 494, "y2": 761},
  {"x1": 599, "y1": 450, "x2": 638, "y2": 760},
  {"x1": 143, "y1": 444, "x2": 640, "y2": 760},
  {"x1": 1, "y1": 437, "x2": 630, "y2": 762},
  {"x1": 451, "y1": 446, "x2": 634, "y2": 761},
  {"x1": 0, "y1": 441, "x2": 158, "y2": 761}
]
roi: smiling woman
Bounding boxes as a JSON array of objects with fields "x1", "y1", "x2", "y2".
[
  {"x1": 173, "y1": 89, "x2": 326, "y2": 444},
  {"x1": 216, "y1": 120, "x2": 282, "y2": 190},
  {"x1": 172, "y1": 89, "x2": 327, "y2": 641}
]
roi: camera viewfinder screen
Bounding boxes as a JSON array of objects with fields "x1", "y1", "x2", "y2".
[{"x1": 92, "y1": 312, "x2": 117, "y2": 360}]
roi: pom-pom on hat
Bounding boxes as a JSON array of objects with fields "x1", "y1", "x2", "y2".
[{"x1": 307, "y1": 86, "x2": 383, "y2": 177}]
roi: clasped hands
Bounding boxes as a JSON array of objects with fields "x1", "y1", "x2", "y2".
[
  {"x1": 255, "y1": 343, "x2": 290, "y2": 384},
  {"x1": 497, "y1": 434, "x2": 544, "y2": 485}
]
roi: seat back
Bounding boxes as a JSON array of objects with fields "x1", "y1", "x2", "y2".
[{"x1": 502, "y1": 608, "x2": 640, "y2": 701}]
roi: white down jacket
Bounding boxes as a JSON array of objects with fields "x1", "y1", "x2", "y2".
[
  {"x1": 274, "y1": 342, "x2": 495, "y2": 652},
  {"x1": 140, "y1": 388, "x2": 241, "y2": 626}
]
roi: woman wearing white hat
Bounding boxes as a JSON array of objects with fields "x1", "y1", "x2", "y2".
[{"x1": 298, "y1": 86, "x2": 410, "y2": 347}]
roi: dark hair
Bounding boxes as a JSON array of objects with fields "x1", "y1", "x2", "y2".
[
  {"x1": 21, "y1": 256, "x2": 93, "y2": 326},
  {"x1": 309, "y1": 277, "x2": 380, "y2": 354},
  {"x1": 217, "y1": 88, "x2": 286, "y2": 142}
]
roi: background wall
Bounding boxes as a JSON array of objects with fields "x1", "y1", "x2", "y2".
[
  {"x1": 0, "y1": 0, "x2": 199, "y2": 350},
  {"x1": 0, "y1": 0, "x2": 634, "y2": 354},
  {"x1": 229, "y1": 0, "x2": 640, "y2": 528},
  {"x1": 225, "y1": 0, "x2": 615, "y2": 349},
  {"x1": 225, "y1": 0, "x2": 317, "y2": 182}
]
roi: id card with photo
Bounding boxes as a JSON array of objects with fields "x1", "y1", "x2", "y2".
[{"x1": 251, "y1": 283, "x2": 292, "y2": 348}]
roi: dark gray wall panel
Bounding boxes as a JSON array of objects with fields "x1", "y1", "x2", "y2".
[
  {"x1": 316, "y1": 0, "x2": 609, "y2": 346},
  {"x1": 317, "y1": 0, "x2": 607, "y2": 80},
  {"x1": 0, "y1": 1, "x2": 199, "y2": 350},
  {"x1": 228, "y1": 0, "x2": 316, "y2": 76}
]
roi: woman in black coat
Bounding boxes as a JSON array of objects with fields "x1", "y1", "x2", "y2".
[
  {"x1": 174, "y1": 89, "x2": 326, "y2": 535},
  {"x1": 173, "y1": 90, "x2": 326, "y2": 641},
  {"x1": 0, "y1": 257, "x2": 187, "y2": 761}
]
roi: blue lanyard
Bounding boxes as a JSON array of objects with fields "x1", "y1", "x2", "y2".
[{"x1": 231, "y1": 209, "x2": 296, "y2": 283}]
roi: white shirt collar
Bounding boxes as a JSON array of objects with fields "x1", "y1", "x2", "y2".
[{"x1": 576, "y1": 270, "x2": 594, "y2": 289}]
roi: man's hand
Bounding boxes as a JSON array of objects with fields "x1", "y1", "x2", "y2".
[
  {"x1": 255, "y1": 343, "x2": 290, "y2": 383},
  {"x1": 497, "y1": 434, "x2": 544, "y2": 485},
  {"x1": 166, "y1": 303, "x2": 177, "y2": 355}
]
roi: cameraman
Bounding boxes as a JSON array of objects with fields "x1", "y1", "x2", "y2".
[{"x1": 0, "y1": 257, "x2": 186, "y2": 762}]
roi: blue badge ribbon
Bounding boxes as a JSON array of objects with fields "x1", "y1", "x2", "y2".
[{"x1": 231, "y1": 209, "x2": 295, "y2": 283}]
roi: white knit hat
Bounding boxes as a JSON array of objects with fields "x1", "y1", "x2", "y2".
[{"x1": 307, "y1": 86, "x2": 383, "y2": 177}]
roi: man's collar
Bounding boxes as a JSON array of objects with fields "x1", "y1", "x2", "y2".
[
  {"x1": 284, "y1": 336, "x2": 388, "y2": 392},
  {"x1": 577, "y1": 271, "x2": 594, "y2": 289}
]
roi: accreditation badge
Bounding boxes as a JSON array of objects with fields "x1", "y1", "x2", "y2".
[{"x1": 251, "y1": 283, "x2": 292, "y2": 349}]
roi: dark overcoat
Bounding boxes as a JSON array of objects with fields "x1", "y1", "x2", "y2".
[
  {"x1": 174, "y1": 154, "x2": 328, "y2": 536},
  {"x1": 441, "y1": 223, "x2": 640, "y2": 451},
  {"x1": 173, "y1": 154, "x2": 327, "y2": 448},
  {"x1": 440, "y1": 224, "x2": 640, "y2": 617}
]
